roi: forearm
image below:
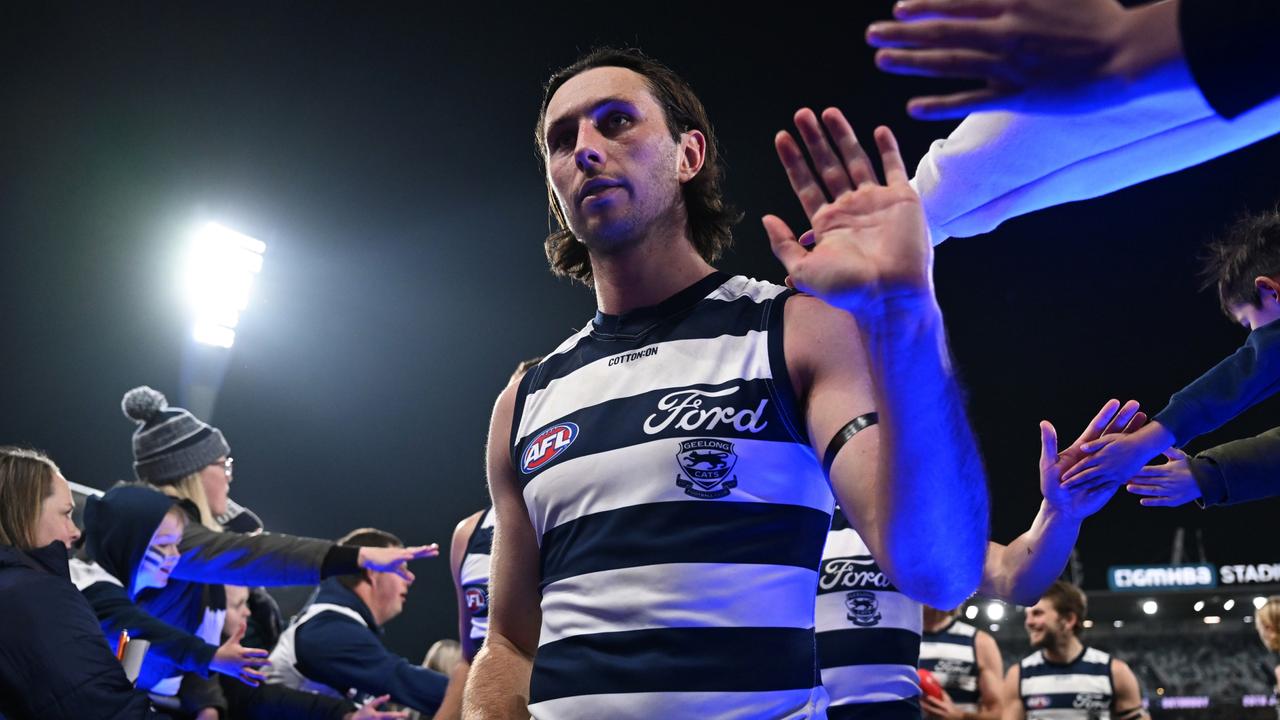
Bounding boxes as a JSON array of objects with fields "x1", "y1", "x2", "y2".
[
  {"x1": 859, "y1": 301, "x2": 987, "y2": 607},
  {"x1": 462, "y1": 634, "x2": 532, "y2": 720},
  {"x1": 176, "y1": 523, "x2": 351, "y2": 586},
  {"x1": 980, "y1": 503, "x2": 1081, "y2": 605},
  {"x1": 431, "y1": 661, "x2": 469, "y2": 720}
]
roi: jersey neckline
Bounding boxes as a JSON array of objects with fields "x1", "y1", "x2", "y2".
[{"x1": 592, "y1": 271, "x2": 729, "y2": 338}]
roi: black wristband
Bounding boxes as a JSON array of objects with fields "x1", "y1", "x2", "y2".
[{"x1": 823, "y1": 412, "x2": 879, "y2": 476}]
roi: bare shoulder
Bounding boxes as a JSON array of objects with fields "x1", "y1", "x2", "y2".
[{"x1": 781, "y1": 292, "x2": 868, "y2": 395}]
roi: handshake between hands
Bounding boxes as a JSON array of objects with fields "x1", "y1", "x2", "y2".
[{"x1": 1050, "y1": 402, "x2": 1196, "y2": 511}]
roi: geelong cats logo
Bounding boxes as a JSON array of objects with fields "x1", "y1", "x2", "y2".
[
  {"x1": 675, "y1": 438, "x2": 739, "y2": 499},
  {"x1": 845, "y1": 590, "x2": 882, "y2": 627},
  {"x1": 521, "y1": 423, "x2": 578, "y2": 474}
]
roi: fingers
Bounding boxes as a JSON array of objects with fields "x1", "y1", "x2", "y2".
[
  {"x1": 1074, "y1": 398, "x2": 1120, "y2": 446},
  {"x1": 1101, "y1": 400, "x2": 1141, "y2": 436},
  {"x1": 867, "y1": 18, "x2": 1005, "y2": 51},
  {"x1": 762, "y1": 215, "x2": 808, "y2": 273},
  {"x1": 1060, "y1": 464, "x2": 1111, "y2": 491},
  {"x1": 1126, "y1": 411, "x2": 1149, "y2": 433},
  {"x1": 799, "y1": 229, "x2": 817, "y2": 247},
  {"x1": 1039, "y1": 420, "x2": 1058, "y2": 467},
  {"x1": 873, "y1": 126, "x2": 909, "y2": 185},
  {"x1": 793, "y1": 108, "x2": 856, "y2": 198},
  {"x1": 408, "y1": 544, "x2": 440, "y2": 559},
  {"x1": 1163, "y1": 446, "x2": 1189, "y2": 461},
  {"x1": 905, "y1": 88, "x2": 1010, "y2": 120},
  {"x1": 874, "y1": 48, "x2": 1004, "y2": 79},
  {"x1": 1125, "y1": 482, "x2": 1167, "y2": 497},
  {"x1": 1138, "y1": 496, "x2": 1180, "y2": 507},
  {"x1": 819, "y1": 108, "x2": 878, "y2": 189},
  {"x1": 774, "y1": 130, "x2": 827, "y2": 218},
  {"x1": 892, "y1": 0, "x2": 1004, "y2": 20}
]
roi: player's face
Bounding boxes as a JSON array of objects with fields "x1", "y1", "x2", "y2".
[
  {"x1": 542, "y1": 66, "x2": 686, "y2": 252},
  {"x1": 1024, "y1": 599, "x2": 1069, "y2": 649}
]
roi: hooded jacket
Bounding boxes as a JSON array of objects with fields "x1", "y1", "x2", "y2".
[{"x1": 0, "y1": 540, "x2": 156, "y2": 720}]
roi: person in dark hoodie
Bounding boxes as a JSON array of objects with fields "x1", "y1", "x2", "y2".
[
  {"x1": 0, "y1": 447, "x2": 157, "y2": 720},
  {"x1": 73, "y1": 483, "x2": 273, "y2": 716},
  {"x1": 267, "y1": 528, "x2": 449, "y2": 715},
  {"x1": 87, "y1": 386, "x2": 439, "y2": 718}
]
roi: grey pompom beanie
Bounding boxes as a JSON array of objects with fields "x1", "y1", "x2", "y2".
[{"x1": 121, "y1": 386, "x2": 230, "y2": 485}]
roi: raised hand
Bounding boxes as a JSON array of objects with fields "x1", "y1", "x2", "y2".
[
  {"x1": 763, "y1": 108, "x2": 932, "y2": 319},
  {"x1": 1040, "y1": 399, "x2": 1145, "y2": 522},
  {"x1": 1125, "y1": 447, "x2": 1201, "y2": 507},
  {"x1": 359, "y1": 544, "x2": 439, "y2": 581},
  {"x1": 210, "y1": 623, "x2": 270, "y2": 687},
  {"x1": 865, "y1": 0, "x2": 1175, "y2": 119},
  {"x1": 1061, "y1": 420, "x2": 1175, "y2": 494},
  {"x1": 347, "y1": 694, "x2": 410, "y2": 720}
]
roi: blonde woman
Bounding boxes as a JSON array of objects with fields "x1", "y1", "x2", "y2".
[
  {"x1": 0, "y1": 447, "x2": 155, "y2": 719},
  {"x1": 1257, "y1": 598, "x2": 1280, "y2": 708}
]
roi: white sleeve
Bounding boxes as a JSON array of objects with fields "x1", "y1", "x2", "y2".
[{"x1": 912, "y1": 85, "x2": 1280, "y2": 244}]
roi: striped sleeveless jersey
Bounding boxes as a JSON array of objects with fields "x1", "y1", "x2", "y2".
[
  {"x1": 1019, "y1": 646, "x2": 1114, "y2": 719},
  {"x1": 816, "y1": 513, "x2": 922, "y2": 720},
  {"x1": 459, "y1": 508, "x2": 495, "y2": 647},
  {"x1": 919, "y1": 618, "x2": 980, "y2": 714},
  {"x1": 510, "y1": 272, "x2": 835, "y2": 719}
]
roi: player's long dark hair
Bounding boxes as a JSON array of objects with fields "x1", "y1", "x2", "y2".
[{"x1": 535, "y1": 47, "x2": 740, "y2": 285}]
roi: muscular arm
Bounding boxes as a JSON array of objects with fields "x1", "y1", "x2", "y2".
[
  {"x1": 980, "y1": 508, "x2": 1080, "y2": 607},
  {"x1": 462, "y1": 383, "x2": 541, "y2": 719},
  {"x1": 972, "y1": 631, "x2": 1004, "y2": 720},
  {"x1": 789, "y1": 293, "x2": 987, "y2": 609},
  {"x1": 1111, "y1": 659, "x2": 1149, "y2": 720},
  {"x1": 1001, "y1": 665, "x2": 1025, "y2": 720}
]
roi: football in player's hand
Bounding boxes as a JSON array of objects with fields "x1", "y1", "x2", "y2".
[{"x1": 917, "y1": 668, "x2": 944, "y2": 700}]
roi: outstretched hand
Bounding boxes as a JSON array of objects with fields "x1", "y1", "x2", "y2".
[
  {"x1": 865, "y1": 0, "x2": 1157, "y2": 119},
  {"x1": 211, "y1": 623, "x2": 271, "y2": 687},
  {"x1": 1125, "y1": 447, "x2": 1201, "y2": 507},
  {"x1": 347, "y1": 694, "x2": 409, "y2": 720},
  {"x1": 1041, "y1": 399, "x2": 1146, "y2": 521},
  {"x1": 763, "y1": 108, "x2": 933, "y2": 319},
  {"x1": 359, "y1": 544, "x2": 439, "y2": 581}
]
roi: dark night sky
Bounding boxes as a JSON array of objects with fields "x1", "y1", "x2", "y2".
[{"x1": 5, "y1": 3, "x2": 1279, "y2": 659}]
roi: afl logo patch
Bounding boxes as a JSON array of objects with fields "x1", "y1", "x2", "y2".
[
  {"x1": 1026, "y1": 696, "x2": 1051, "y2": 709},
  {"x1": 463, "y1": 585, "x2": 489, "y2": 617},
  {"x1": 521, "y1": 422, "x2": 579, "y2": 474}
]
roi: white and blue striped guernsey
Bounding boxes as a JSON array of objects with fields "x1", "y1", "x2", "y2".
[
  {"x1": 816, "y1": 513, "x2": 922, "y2": 720},
  {"x1": 459, "y1": 507, "x2": 495, "y2": 647},
  {"x1": 1019, "y1": 646, "x2": 1114, "y2": 719},
  {"x1": 510, "y1": 272, "x2": 835, "y2": 719},
  {"x1": 919, "y1": 618, "x2": 980, "y2": 715}
]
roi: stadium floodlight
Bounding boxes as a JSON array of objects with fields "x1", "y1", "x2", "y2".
[
  {"x1": 989, "y1": 624, "x2": 999, "y2": 632},
  {"x1": 1256, "y1": 597, "x2": 1269, "y2": 610},
  {"x1": 1203, "y1": 615, "x2": 1221, "y2": 624},
  {"x1": 1083, "y1": 620, "x2": 1094, "y2": 629},
  {"x1": 965, "y1": 605, "x2": 979, "y2": 620},
  {"x1": 1193, "y1": 600, "x2": 1205, "y2": 612},
  {"x1": 1223, "y1": 599, "x2": 1236, "y2": 611},
  {"x1": 1113, "y1": 620, "x2": 1124, "y2": 628},
  {"x1": 1142, "y1": 600, "x2": 1158, "y2": 615},
  {"x1": 986, "y1": 602, "x2": 1004, "y2": 621},
  {"x1": 184, "y1": 222, "x2": 266, "y2": 349}
]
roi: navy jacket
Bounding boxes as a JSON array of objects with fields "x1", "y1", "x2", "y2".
[
  {"x1": 0, "y1": 541, "x2": 156, "y2": 720},
  {"x1": 1153, "y1": 318, "x2": 1280, "y2": 447},
  {"x1": 293, "y1": 578, "x2": 448, "y2": 714}
]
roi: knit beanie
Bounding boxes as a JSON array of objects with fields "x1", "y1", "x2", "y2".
[{"x1": 121, "y1": 386, "x2": 230, "y2": 485}]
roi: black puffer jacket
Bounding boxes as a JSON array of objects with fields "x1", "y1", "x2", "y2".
[{"x1": 0, "y1": 541, "x2": 156, "y2": 720}]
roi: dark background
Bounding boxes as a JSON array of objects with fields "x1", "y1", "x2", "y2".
[{"x1": 5, "y1": 3, "x2": 1278, "y2": 660}]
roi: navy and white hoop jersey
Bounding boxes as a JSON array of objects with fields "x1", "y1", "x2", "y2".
[
  {"x1": 919, "y1": 619, "x2": 980, "y2": 714},
  {"x1": 510, "y1": 272, "x2": 835, "y2": 719},
  {"x1": 816, "y1": 513, "x2": 922, "y2": 720},
  {"x1": 459, "y1": 508, "x2": 495, "y2": 648},
  {"x1": 1019, "y1": 647, "x2": 1115, "y2": 719}
]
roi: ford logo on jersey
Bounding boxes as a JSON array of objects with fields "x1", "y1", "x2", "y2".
[{"x1": 521, "y1": 422, "x2": 579, "y2": 474}]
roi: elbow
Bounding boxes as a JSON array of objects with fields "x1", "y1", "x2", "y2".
[{"x1": 896, "y1": 560, "x2": 983, "y2": 610}]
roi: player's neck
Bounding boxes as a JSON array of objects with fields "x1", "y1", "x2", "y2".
[
  {"x1": 1042, "y1": 634, "x2": 1084, "y2": 664},
  {"x1": 590, "y1": 228, "x2": 715, "y2": 315}
]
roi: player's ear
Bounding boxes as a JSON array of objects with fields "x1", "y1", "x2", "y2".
[{"x1": 677, "y1": 130, "x2": 706, "y2": 184}]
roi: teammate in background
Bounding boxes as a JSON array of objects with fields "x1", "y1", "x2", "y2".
[
  {"x1": 466, "y1": 47, "x2": 988, "y2": 718},
  {"x1": 818, "y1": 399, "x2": 1144, "y2": 718},
  {"x1": 919, "y1": 606, "x2": 1003, "y2": 720},
  {"x1": 1003, "y1": 581, "x2": 1147, "y2": 720}
]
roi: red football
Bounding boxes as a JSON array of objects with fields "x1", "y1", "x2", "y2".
[{"x1": 917, "y1": 668, "x2": 944, "y2": 700}]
